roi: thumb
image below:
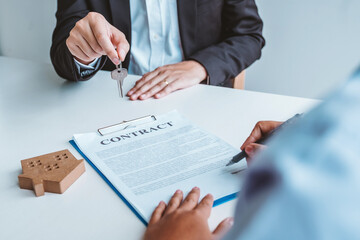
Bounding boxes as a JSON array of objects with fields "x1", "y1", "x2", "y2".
[
  {"x1": 245, "y1": 143, "x2": 266, "y2": 158},
  {"x1": 109, "y1": 25, "x2": 129, "y2": 62},
  {"x1": 212, "y1": 217, "x2": 234, "y2": 240}
]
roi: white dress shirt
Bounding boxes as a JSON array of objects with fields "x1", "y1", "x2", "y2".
[{"x1": 75, "y1": 0, "x2": 183, "y2": 76}]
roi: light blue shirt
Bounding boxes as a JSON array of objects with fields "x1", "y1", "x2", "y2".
[
  {"x1": 128, "y1": 0, "x2": 183, "y2": 75},
  {"x1": 75, "y1": 0, "x2": 183, "y2": 76},
  {"x1": 225, "y1": 67, "x2": 360, "y2": 239}
]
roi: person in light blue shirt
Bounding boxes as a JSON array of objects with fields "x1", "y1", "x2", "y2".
[{"x1": 143, "y1": 66, "x2": 360, "y2": 240}]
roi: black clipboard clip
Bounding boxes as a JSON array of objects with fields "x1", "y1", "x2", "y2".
[{"x1": 97, "y1": 115, "x2": 157, "y2": 136}]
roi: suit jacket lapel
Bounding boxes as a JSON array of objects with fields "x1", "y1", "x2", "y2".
[
  {"x1": 109, "y1": 0, "x2": 131, "y2": 64},
  {"x1": 109, "y1": 0, "x2": 131, "y2": 35},
  {"x1": 177, "y1": 0, "x2": 197, "y2": 58}
]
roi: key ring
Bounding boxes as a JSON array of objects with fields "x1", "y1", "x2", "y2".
[{"x1": 116, "y1": 61, "x2": 122, "y2": 72}]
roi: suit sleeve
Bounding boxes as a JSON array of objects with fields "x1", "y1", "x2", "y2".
[
  {"x1": 189, "y1": 0, "x2": 265, "y2": 86},
  {"x1": 50, "y1": 0, "x2": 106, "y2": 81}
]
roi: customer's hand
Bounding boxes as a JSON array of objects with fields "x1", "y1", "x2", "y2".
[
  {"x1": 144, "y1": 187, "x2": 233, "y2": 240},
  {"x1": 241, "y1": 121, "x2": 283, "y2": 163},
  {"x1": 127, "y1": 61, "x2": 207, "y2": 100},
  {"x1": 66, "y1": 12, "x2": 129, "y2": 65}
]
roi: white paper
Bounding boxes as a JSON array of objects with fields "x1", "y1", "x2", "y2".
[{"x1": 73, "y1": 110, "x2": 247, "y2": 222}]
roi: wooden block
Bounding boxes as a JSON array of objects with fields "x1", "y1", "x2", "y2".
[{"x1": 18, "y1": 149, "x2": 85, "y2": 197}]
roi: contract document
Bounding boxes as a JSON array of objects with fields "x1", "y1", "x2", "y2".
[{"x1": 71, "y1": 111, "x2": 247, "y2": 224}]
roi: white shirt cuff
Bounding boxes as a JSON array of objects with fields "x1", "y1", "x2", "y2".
[
  {"x1": 73, "y1": 57, "x2": 101, "y2": 76},
  {"x1": 74, "y1": 57, "x2": 99, "y2": 69}
]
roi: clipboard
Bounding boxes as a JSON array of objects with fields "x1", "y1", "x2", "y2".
[
  {"x1": 69, "y1": 140, "x2": 150, "y2": 225},
  {"x1": 71, "y1": 114, "x2": 157, "y2": 225},
  {"x1": 70, "y1": 112, "x2": 239, "y2": 226},
  {"x1": 97, "y1": 115, "x2": 157, "y2": 136}
]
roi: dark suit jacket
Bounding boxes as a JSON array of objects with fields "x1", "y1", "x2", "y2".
[{"x1": 51, "y1": 0, "x2": 265, "y2": 87}]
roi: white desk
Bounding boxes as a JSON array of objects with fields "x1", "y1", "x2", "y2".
[{"x1": 0, "y1": 56, "x2": 317, "y2": 240}]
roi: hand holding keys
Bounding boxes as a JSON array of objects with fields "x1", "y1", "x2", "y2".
[{"x1": 111, "y1": 62, "x2": 128, "y2": 98}]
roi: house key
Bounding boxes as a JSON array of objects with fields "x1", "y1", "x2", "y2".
[{"x1": 111, "y1": 62, "x2": 128, "y2": 98}]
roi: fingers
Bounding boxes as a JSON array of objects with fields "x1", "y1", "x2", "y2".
[
  {"x1": 240, "y1": 121, "x2": 282, "y2": 150},
  {"x1": 245, "y1": 143, "x2": 266, "y2": 158},
  {"x1": 109, "y1": 25, "x2": 130, "y2": 61},
  {"x1": 76, "y1": 35, "x2": 102, "y2": 60},
  {"x1": 80, "y1": 23, "x2": 104, "y2": 55},
  {"x1": 91, "y1": 19, "x2": 120, "y2": 65},
  {"x1": 154, "y1": 73, "x2": 196, "y2": 99},
  {"x1": 240, "y1": 122, "x2": 266, "y2": 150},
  {"x1": 245, "y1": 143, "x2": 267, "y2": 164},
  {"x1": 128, "y1": 66, "x2": 172, "y2": 100},
  {"x1": 148, "y1": 201, "x2": 166, "y2": 226},
  {"x1": 66, "y1": 12, "x2": 129, "y2": 66},
  {"x1": 127, "y1": 71, "x2": 160, "y2": 97},
  {"x1": 141, "y1": 81, "x2": 169, "y2": 100},
  {"x1": 154, "y1": 80, "x2": 183, "y2": 99},
  {"x1": 67, "y1": 31, "x2": 100, "y2": 64},
  {"x1": 164, "y1": 190, "x2": 183, "y2": 215},
  {"x1": 129, "y1": 75, "x2": 185, "y2": 101},
  {"x1": 212, "y1": 217, "x2": 234, "y2": 240},
  {"x1": 179, "y1": 187, "x2": 200, "y2": 211},
  {"x1": 66, "y1": 41, "x2": 91, "y2": 64},
  {"x1": 129, "y1": 73, "x2": 168, "y2": 100},
  {"x1": 195, "y1": 194, "x2": 214, "y2": 219},
  {"x1": 128, "y1": 61, "x2": 205, "y2": 100}
]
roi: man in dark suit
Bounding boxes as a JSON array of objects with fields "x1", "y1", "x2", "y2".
[{"x1": 51, "y1": 0, "x2": 265, "y2": 100}]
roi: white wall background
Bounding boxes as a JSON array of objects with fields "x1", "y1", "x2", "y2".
[
  {"x1": 247, "y1": 0, "x2": 360, "y2": 98},
  {"x1": 0, "y1": 0, "x2": 359, "y2": 99},
  {"x1": 0, "y1": 0, "x2": 56, "y2": 63}
]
